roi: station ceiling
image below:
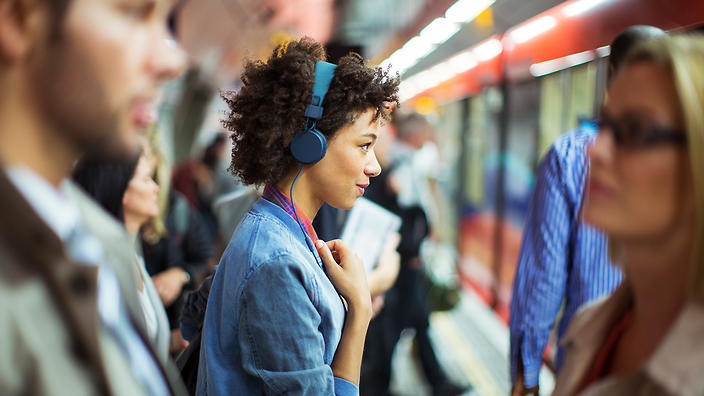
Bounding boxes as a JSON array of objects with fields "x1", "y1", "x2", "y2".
[
  {"x1": 336, "y1": 0, "x2": 564, "y2": 75},
  {"x1": 175, "y1": 0, "x2": 566, "y2": 85}
]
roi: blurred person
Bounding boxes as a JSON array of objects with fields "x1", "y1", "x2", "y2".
[
  {"x1": 212, "y1": 185, "x2": 261, "y2": 244},
  {"x1": 0, "y1": 0, "x2": 186, "y2": 394},
  {"x1": 360, "y1": 112, "x2": 468, "y2": 396},
  {"x1": 553, "y1": 34, "x2": 704, "y2": 396},
  {"x1": 509, "y1": 25, "x2": 665, "y2": 395},
  {"x1": 172, "y1": 132, "x2": 228, "y2": 238},
  {"x1": 389, "y1": 112, "x2": 443, "y2": 236},
  {"x1": 140, "y1": 128, "x2": 215, "y2": 354},
  {"x1": 73, "y1": 147, "x2": 172, "y2": 361},
  {"x1": 196, "y1": 38, "x2": 399, "y2": 396}
]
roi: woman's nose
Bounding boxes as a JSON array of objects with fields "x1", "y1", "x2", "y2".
[
  {"x1": 365, "y1": 152, "x2": 382, "y2": 177},
  {"x1": 587, "y1": 131, "x2": 614, "y2": 166},
  {"x1": 150, "y1": 179, "x2": 160, "y2": 194}
]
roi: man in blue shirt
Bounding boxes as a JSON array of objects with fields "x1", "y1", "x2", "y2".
[{"x1": 509, "y1": 25, "x2": 665, "y2": 395}]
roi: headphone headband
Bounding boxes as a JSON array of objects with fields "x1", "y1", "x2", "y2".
[
  {"x1": 304, "y1": 61, "x2": 337, "y2": 120},
  {"x1": 290, "y1": 61, "x2": 336, "y2": 165}
]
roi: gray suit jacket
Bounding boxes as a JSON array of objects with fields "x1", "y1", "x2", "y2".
[
  {"x1": 0, "y1": 171, "x2": 186, "y2": 396},
  {"x1": 64, "y1": 182, "x2": 171, "y2": 361}
]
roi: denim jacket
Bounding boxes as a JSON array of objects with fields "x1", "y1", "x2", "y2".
[{"x1": 196, "y1": 198, "x2": 357, "y2": 395}]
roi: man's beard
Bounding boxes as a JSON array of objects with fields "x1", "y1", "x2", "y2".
[{"x1": 32, "y1": 43, "x2": 140, "y2": 163}]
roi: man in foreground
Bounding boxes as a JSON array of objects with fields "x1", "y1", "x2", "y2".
[{"x1": 0, "y1": 0, "x2": 186, "y2": 394}]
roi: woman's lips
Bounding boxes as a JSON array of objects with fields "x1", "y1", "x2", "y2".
[
  {"x1": 357, "y1": 184, "x2": 369, "y2": 195},
  {"x1": 131, "y1": 99, "x2": 156, "y2": 128},
  {"x1": 588, "y1": 178, "x2": 614, "y2": 199}
]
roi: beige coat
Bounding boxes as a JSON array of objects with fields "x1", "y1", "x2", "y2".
[
  {"x1": 553, "y1": 283, "x2": 704, "y2": 396},
  {"x1": 63, "y1": 182, "x2": 172, "y2": 362},
  {"x1": 0, "y1": 170, "x2": 186, "y2": 396}
]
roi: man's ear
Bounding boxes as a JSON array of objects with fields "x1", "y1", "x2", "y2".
[{"x1": 0, "y1": 0, "x2": 48, "y2": 62}]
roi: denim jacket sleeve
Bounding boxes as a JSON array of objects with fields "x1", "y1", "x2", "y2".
[{"x1": 238, "y1": 255, "x2": 358, "y2": 396}]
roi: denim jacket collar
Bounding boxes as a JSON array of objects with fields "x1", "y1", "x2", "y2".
[{"x1": 252, "y1": 198, "x2": 323, "y2": 269}]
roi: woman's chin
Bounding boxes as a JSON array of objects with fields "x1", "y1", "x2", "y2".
[{"x1": 326, "y1": 197, "x2": 358, "y2": 211}]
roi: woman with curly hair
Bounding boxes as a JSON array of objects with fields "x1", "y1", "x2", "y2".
[{"x1": 196, "y1": 37, "x2": 399, "y2": 396}]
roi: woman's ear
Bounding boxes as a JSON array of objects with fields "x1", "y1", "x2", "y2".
[{"x1": 0, "y1": 0, "x2": 50, "y2": 63}]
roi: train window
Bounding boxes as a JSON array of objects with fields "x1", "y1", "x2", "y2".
[
  {"x1": 538, "y1": 71, "x2": 566, "y2": 159},
  {"x1": 463, "y1": 89, "x2": 499, "y2": 211},
  {"x1": 505, "y1": 79, "x2": 540, "y2": 227},
  {"x1": 565, "y1": 63, "x2": 598, "y2": 133},
  {"x1": 435, "y1": 101, "x2": 465, "y2": 242},
  {"x1": 537, "y1": 61, "x2": 599, "y2": 159}
]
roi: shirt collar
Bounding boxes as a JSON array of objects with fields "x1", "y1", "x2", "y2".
[
  {"x1": 262, "y1": 185, "x2": 318, "y2": 242},
  {"x1": 643, "y1": 300, "x2": 704, "y2": 395},
  {"x1": 561, "y1": 283, "x2": 704, "y2": 395},
  {"x1": 6, "y1": 166, "x2": 80, "y2": 241},
  {"x1": 561, "y1": 283, "x2": 632, "y2": 349}
]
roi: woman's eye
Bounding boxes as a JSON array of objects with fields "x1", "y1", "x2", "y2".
[
  {"x1": 360, "y1": 143, "x2": 371, "y2": 152},
  {"x1": 123, "y1": 1, "x2": 156, "y2": 20}
]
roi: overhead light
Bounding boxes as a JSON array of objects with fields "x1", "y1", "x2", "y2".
[
  {"x1": 446, "y1": 51, "x2": 478, "y2": 73},
  {"x1": 379, "y1": 0, "x2": 496, "y2": 79},
  {"x1": 563, "y1": 0, "x2": 609, "y2": 17},
  {"x1": 529, "y1": 49, "x2": 596, "y2": 77},
  {"x1": 473, "y1": 38, "x2": 502, "y2": 61},
  {"x1": 509, "y1": 16, "x2": 556, "y2": 44},
  {"x1": 446, "y1": 0, "x2": 496, "y2": 23},
  {"x1": 401, "y1": 36, "x2": 436, "y2": 59},
  {"x1": 420, "y1": 17, "x2": 461, "y2": 45},
  {"x1": 427, "y1": 63, "x2": 454, "y2": 84},
  {"x1": 379, "y1": 36, "x2": 433, "y2": 76},
  {"x1": 413, "y1": 70, "x2": 437, "y2": 90},
  {"x1": 386, "y1": 48, "x2": 420, "y2": 74},
  {"x1": 399, "y1": 78, "x2": 426, "y2": 102},
  {"x1": 398, "y1": 52, "x2": 477, "y2": 102},
  {"x1": 398, "y1": 85, "x2": 416, "y2": 102}
]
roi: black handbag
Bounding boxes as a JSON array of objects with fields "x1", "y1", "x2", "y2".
[{"x1": 175, "y1": 329, "x2": 202, "y2": 395}]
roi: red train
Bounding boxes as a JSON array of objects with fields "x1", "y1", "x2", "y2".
[{"x1": 402, "y1": 0, "x2": 704, "y2": 322}]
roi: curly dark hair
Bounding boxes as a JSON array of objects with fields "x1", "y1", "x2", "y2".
[{"x1": 222, "y1": 37, "x2": 400, "y2": 186}]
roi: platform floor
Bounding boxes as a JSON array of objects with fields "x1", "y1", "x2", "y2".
[{"x1": 387, "y1": 290, "x2": 555, "y2": 396}]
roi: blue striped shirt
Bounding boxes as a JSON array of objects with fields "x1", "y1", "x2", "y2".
[{"x1": 509, "y1": 125, "x2": 623, "y2": 388}]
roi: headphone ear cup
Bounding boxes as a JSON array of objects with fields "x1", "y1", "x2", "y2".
[{"x1": 290, "y1": 129, "x2": 327, "y2": 164}]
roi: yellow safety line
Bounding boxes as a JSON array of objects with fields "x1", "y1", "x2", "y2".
[{"x1": 431, "y1": 312, "x2": 504, "y2": 396}]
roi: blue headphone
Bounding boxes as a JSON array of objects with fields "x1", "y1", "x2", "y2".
[
  {"x1": 290, "y1": 61, "x2": 337, "y2": 165},
  {"x1": 288, "y1": 61, "x2": 337, "y2": 268}
]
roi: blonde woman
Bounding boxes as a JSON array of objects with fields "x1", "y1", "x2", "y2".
[
  {"x1": 554, "y1": 35, "x2": 704, "y2": 395},
  {"x1": 140, "y1": 129, "x2": 214, "y2": 354}
]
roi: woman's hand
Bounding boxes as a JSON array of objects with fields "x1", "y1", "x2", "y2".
[
  {"x1": 316, "y1": 239, "x2": 372, "y2": 317},
  {"x1": 371, "y1": 295, "x2": 385, "y2": 319},
  {"x1": 318, "y1": 239, "x2": 373, "y2": 385},
  {"x1": 152, "y1": 267, "x2": 189, "y2": 306},
  {"x1": 169, "y1": 328, "x2": 189, "y2": 354}
]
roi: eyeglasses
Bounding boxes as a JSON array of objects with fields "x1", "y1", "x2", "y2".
[{"x1": 593, "y1": 112, "x2": 687, "y2": 148}]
